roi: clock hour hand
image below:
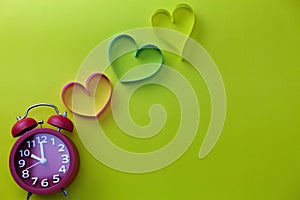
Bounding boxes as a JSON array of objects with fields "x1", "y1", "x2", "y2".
[
  {"x1": 31, "y1": 154, "x2": 42, "y2": 162},
  {"x1": 31, "y1": 151, "x2": 47, "y2": 165}
]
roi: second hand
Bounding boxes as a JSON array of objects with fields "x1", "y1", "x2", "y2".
[{"x1": 25, "y1": 162, "x2": 41, "y2": 171}]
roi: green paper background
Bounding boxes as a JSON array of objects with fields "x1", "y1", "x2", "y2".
[{"x1": 1, "y1": 0, "x2": 300, "y2": 199}]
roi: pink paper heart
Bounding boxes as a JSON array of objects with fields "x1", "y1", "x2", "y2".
[{"x1": 62, "y1": 73, "x2": 112, "y2": 117}]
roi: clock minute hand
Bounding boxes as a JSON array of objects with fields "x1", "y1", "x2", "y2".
[
  {"x1": 38, "y1": 141, "x2": 47, "y2": 164},
  {"x1": 39, "y1": 141, "x2": 45, "y2": 159}
]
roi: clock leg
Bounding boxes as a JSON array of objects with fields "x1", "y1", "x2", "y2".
[
  {"x1": 26, "y1": 192, "x2": 32, "y2": 200},
  {"x1": 61, "y1": 188, "x2": 69, "y2": 198}
]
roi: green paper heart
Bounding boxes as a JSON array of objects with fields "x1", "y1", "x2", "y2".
[
  {"x1": 108, "y1": 34, "x2": 163, "y2": 83},
  {"x1": 151, "y1": 3, "x2": 195, "y2": 56}
]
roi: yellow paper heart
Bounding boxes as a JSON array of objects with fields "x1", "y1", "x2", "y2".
[
  {"x1": 151, "y1": 3, "x2": 195, "y2": 57},
  {"x1": 62, "y1": 73, "x2": 112, "y2": 117}
]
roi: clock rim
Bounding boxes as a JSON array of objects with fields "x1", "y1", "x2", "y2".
[{"x1": 9, "y1": 128, "x2": 79, "y2": 195}]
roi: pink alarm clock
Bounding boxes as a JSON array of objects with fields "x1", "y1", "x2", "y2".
[{"x1": 9, "y1": 103, "x2": 79, "y2": 200}]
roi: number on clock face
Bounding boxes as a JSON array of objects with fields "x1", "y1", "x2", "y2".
[{"x1": 14, "y1": 133, "x2": 71, "y2": 188}]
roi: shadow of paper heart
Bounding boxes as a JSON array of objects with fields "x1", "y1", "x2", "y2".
[
  {"x1": 151, "y1": 4, "x2": 195, "y2": 57},
  {"x1": 108, "y1": 34, "x2": 163, "y2": 83},
  {"x1": 62, "y1": 73, "x2": 112, "y2": 117}
]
